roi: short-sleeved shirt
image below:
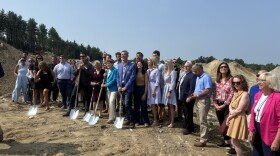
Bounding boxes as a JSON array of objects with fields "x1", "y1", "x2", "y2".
[{"x1": 194, "y1": 72, "x2": 212, "y2": 98}]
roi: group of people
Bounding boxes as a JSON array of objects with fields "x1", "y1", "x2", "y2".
[{"x1": 10, "y1": 50, "x2": 280, "y2": 156}]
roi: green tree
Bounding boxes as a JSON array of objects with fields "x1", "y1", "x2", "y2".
[
  {"x1": 27, "y1": 18, "x2": 38, "y2": 52},
  {"x1": 37, "y1": 24, "x2": 48, "y2": 51}
]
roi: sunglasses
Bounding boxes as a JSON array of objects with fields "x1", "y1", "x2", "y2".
[
  {"x1": 21, "y1": 60, "x2": 26, "y2": 62},
  {"x1": 80, "y1": 56, "x2": 85, "y2": 58},
  {"x1": 232, "y1": 82, "x2": 241, "y2": 85},
  {"x1": 220, "y1": 66, "x2": 228, "y2": 69},
  {"x1": 37, "y1": 58, "x2": 43, "y2": 60}
]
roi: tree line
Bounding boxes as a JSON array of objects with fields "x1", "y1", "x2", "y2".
[{"x1": 0, "y1": 9, "x2": 103, "y2": 60}]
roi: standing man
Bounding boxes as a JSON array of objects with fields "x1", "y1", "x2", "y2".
[
  {"x1": 48, "y1": 56, "x2": 59, "y2": 103},
  {"x1": 152, "y1": 50, "x2": 165, "y2": 121},
  {"x1": 113, "y1": 52, "x2": 121, "y2": 69},
  {"x1": 191, "y1": 64, "x2": 212, "y2": 147},
  {"x1": 53, "y1": 55, "x2": 74, "y2": 109},
  {"x1": 173, "y1": 58, "x2": 183, "y2": 121},
  {"x1": 63, "y1": 53, "x2": 93, "y2": 116},
  {"x1": 117, "y1": 50, "x2": 136, "y2": 128},
  {"x1": 178, "y1": 61, "x2": 196, "y2": 135}
]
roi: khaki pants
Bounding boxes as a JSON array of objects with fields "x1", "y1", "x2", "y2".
[{"x1": 195, "y1": 98, "x2": 211, "y2": 143}]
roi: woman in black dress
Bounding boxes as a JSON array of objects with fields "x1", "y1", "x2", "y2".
[
  {"x1": 90, "y1": 60, "x2": 106, "y2": 117},
  {"x1": 36, "y1": 61, "x2": 54, "y2": 111}
]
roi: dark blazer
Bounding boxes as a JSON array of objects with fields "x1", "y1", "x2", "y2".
[{"x1": 178, "y1": 71, "x2": 197, "y2": 102}]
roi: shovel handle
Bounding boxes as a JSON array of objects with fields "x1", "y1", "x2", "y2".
[
  {"x1": 94, "y1": 77, "x2": 106, "y2": 115},
  {"x1": 74, "y1": 69, "x2": 81, "y2": 109}
]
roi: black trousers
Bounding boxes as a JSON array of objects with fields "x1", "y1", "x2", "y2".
[
  {"x1": 68, "y1": 85, "x2": 92, "y2": 112},
  {"x1": 180, "y1": 100, "x2": 195, "y2": 132},
  {"x1": 216, "y1": 102, "x2": 231, "y2": 141}
]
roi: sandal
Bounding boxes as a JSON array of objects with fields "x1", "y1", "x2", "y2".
[{"x1": 168, "y1": 124, "x2": 174, "y2": 128}]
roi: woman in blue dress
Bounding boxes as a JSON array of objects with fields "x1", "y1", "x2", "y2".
[
  {"x1": 147, "y1": 56, "x2": 161, "y2": 126},
  {"x1": 162, "y1": 60, "x2": 177, "y2": 128}
]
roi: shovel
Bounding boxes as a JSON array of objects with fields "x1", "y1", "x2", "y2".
[
  {"x1": 114, "y1": 92, "x2": 124, "y2": 129},
  {"x1": 28, "y1": 104, "x2": 38, "y2": 116},
  {"x1": 83, "y1": 88, "x2": 94, "y2": 122},
  {"x1": 88, "y1": 77, "x2": 106, "y2": 126},
  {"x1": 70, "y1": 70, "x2": 81, "y2": 120}
]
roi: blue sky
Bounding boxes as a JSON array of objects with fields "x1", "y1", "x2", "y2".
[{"x1": 1, "y1": 0, "x2": 280, "y2": 64}]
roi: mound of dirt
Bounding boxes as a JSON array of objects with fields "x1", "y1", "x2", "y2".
[
  {"x1": 270, "y1": 66, "x2": 280, "y2": 78},
  {"x1": 203, "y1": 60, "x2": 256, "y2": 87}
]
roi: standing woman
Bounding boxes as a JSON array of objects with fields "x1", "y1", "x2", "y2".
[
  {"x1": 91, "y1": 60, "x2": 106, "y2": 117},
  {"x1": 12, "y1": 57, "x2": 28, "y2": 103},
  {"x1": 162, "y1": 60, "x2": 177, "y2": 128},
  {"x1": 36, "y1": 61, "x2": 54, "y2": 111},
  {"x1": 101, "y1": 59, "x2": 117, "y2": 124},
  {"x1": 134, "y1": 60, "x2": 150, "y2": 127},
  {"x1": 213, "y1": 62, "x2": 234, "y2": 148},
  {"x1": 32, "y1": 55, "x2": 44, "y2": 105},
  {"x1": 226, "y1": 75, "x2": 250, "y2": 156},
  {"x1": 147, "y1": 56, "x2": 161, "y2": 126},
  {"x1": 249, "y1": 72, "x2": 280, "y2": 156}
]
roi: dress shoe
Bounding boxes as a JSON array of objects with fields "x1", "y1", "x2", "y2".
[
  {"x1": 63, "y1": 112, "x2": 70, "y2": 117},
  {"x1": 183, "y1": 129, "x2": 191, "y2": 135},
  {"x1": 129, "y1": 123, "x2": 135, "y2": 129},
  {"x1": 123, "y1": 120, "x2": 130, "y2": 125},
  {"x1": 194, "y1": 142, "x2": 206, "y2": 147}
]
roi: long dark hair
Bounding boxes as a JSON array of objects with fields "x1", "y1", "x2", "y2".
[
  {"x1": 136, "y1": 60, "x2": 146, "y2": 74},
  {"x1": 216, "y1": 62, "x2": 232, "y2": 83}
]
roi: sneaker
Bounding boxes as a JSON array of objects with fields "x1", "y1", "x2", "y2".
[
  {"x1": 217, "y1": 142, "x2": 231, "y2": 149},
  {"x1": 194, "y1": 142, "x2": 206, "y2": 147},
  {"x1": 226, "y1": 148, "x2": 236, "y2": 155},
  {"x1": 182, "y1": 129, "x2": 192, "y2": 135}
]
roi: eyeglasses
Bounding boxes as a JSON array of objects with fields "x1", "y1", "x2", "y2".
[
  {"x1": 232, "y1": 82, "x2": 241, "y2": 85},
  {"x1": 220, "y1": 66, "x2": 228, "y2": 69},
  {"x1": 173, "y1": 61, "x2": 177, "y2": 64},
  {"x1": 257, "y1": 79, "x2": 266, "y2": 82}
]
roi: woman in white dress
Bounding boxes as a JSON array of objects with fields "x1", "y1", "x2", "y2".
[{"x1": 162, "y1": 60, "x2": 177, "y2": 128}]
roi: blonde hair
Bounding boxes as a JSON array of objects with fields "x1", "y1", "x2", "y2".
[
  {"x1": 259, "y1": 72, "x2": 280, "y2": 92},
  {"x1": 93, "y1": 60, "x2": 101, "y2": 70},
  {"x1": 164, "y1": 60, "x2": 174, "y2": 76},
  {"x1": 148, "y1": 56, "x2": 158, "y2": 69},
  {"x1": 38, "y1": 61, "x2": 48, "y2": 70}
]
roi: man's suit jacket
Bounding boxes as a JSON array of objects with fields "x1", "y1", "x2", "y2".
[
  {"x1": 117, "y1": 61, "x2": 136, "y2": 93},
  {"x1": 178, "y1": 71, "x2": 197, "y2": 102}
]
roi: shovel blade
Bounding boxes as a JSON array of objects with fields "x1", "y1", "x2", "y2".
[
  {"x1": 70, "y1": 109, "x2": 79, "y2": 119},
  {"x1": 114, "y1": 117, "x2": 124, "y2": 129},
  {"x1": 83, "y1": 112, "x2": 91, "y2": 122},
  {"x1": 28, "y1": 105, "x2": 37, "y2": 116},
  {"x1": 88, "y1": 115, "x2": 99, "y2": 125}
]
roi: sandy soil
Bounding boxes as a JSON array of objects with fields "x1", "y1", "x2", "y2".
[{"x1": 0, "y1": 94, "x2": 252, "y2": 156}]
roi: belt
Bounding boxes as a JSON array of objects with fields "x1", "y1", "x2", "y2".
[{"x1": 57, "y1": 79, "x2": 70, "y2": 81}]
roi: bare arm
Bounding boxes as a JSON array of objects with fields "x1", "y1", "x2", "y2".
[
  {"x1": 14, "y1": 65, "x2": 19, "y2": 76},
  {"x1": 229, "y1": 92, "x2": 249, "y2": 118}
]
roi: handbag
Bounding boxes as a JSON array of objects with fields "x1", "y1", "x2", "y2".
[{"x1": 219, "y1": 114, "x2": 229, "y2": 136}]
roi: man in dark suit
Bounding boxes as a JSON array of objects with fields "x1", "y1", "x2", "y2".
[
  {"x1": 117, "y1": 50, "x2": 136, "y2": 128},
  {"x1": 177, "y1": 61, "x2": 196, "y2": 135}
]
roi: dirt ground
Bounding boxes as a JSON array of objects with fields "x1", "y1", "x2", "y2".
[{"x1": 0, "y1": 94, "x2": 252, "y2": 156}]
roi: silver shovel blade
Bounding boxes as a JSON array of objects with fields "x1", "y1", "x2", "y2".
[
  {"x1": 88, "y1": 116, "x2": 99, "y2": 125},
  {"x1": 70, "y1": 109, "x2": 79, "y2": 119},
  {"x1": 28, "y1": 105, "x2": 37, "y2": 116},
  {"x1": 83, "y1": 112, "x2": 91, "y2": 122},
  {"x1": 114, "y1": 117, "x2": 124, "y2": 129}
]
